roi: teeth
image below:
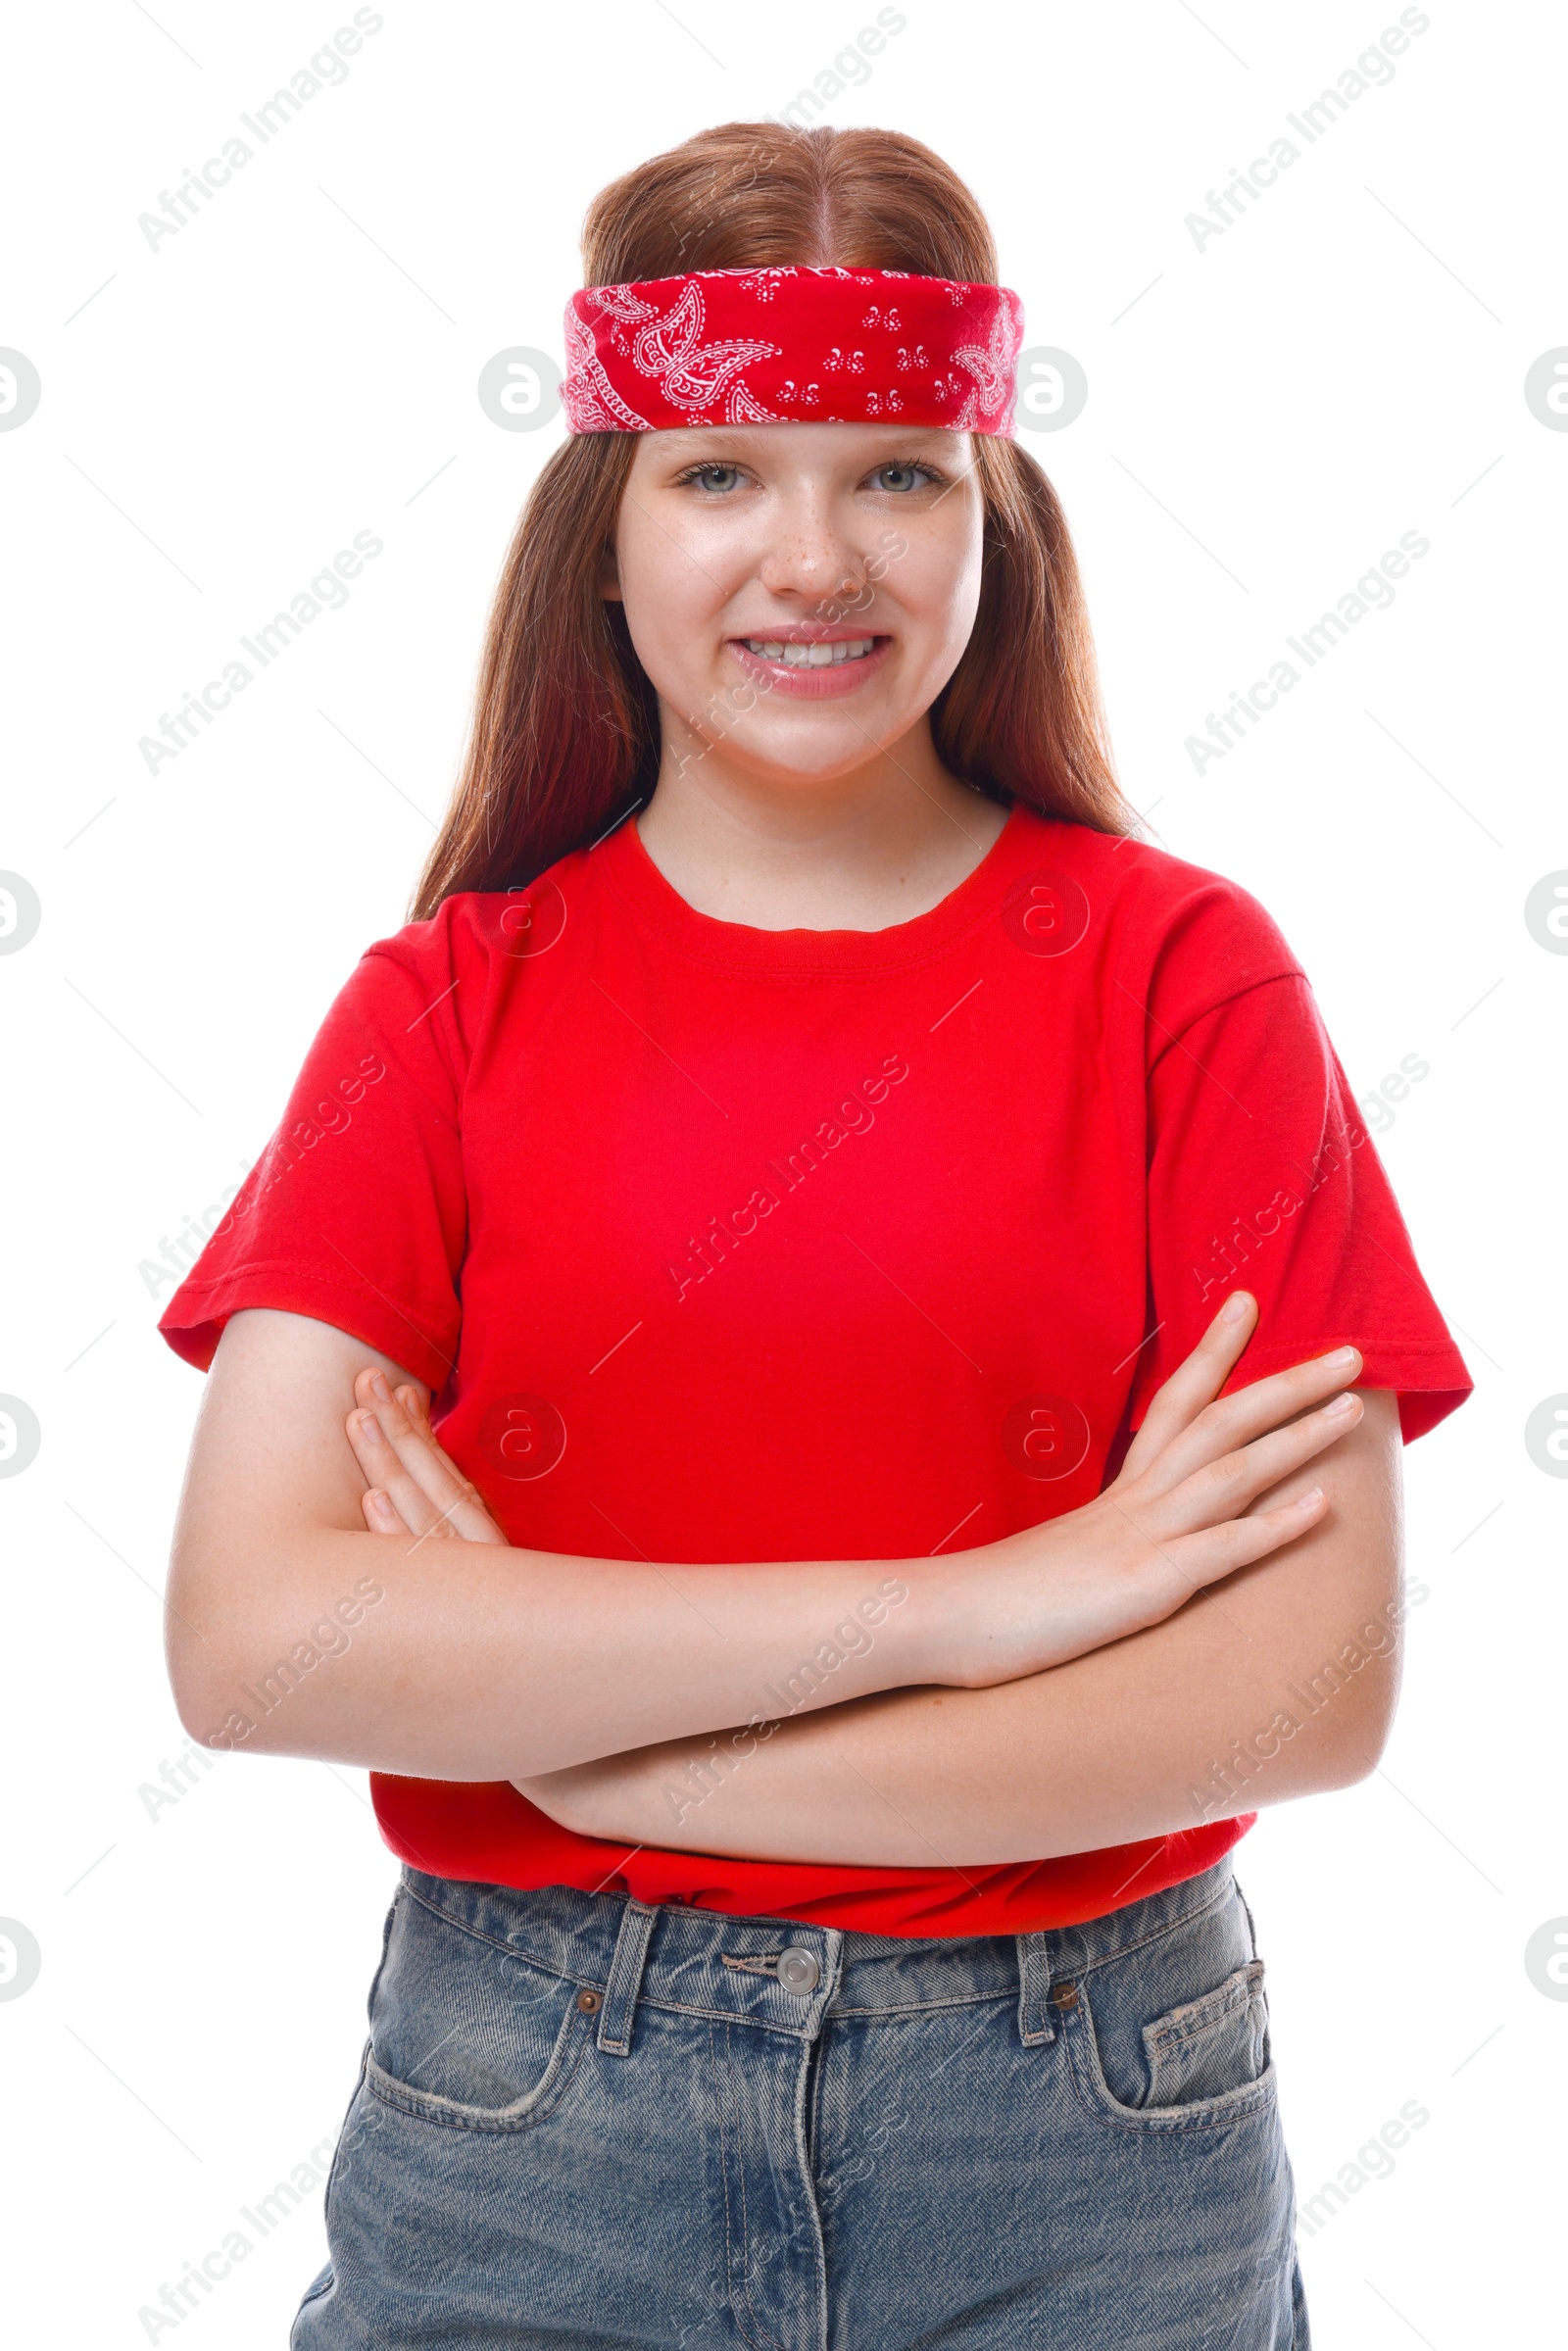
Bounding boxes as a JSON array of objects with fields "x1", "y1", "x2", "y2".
[{"x1": 743, "y1": 637, "x2": 876, "y2": 665}]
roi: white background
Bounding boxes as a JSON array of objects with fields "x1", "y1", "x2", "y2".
[{"x1": 2, "y1": 1, "x2": 1563, "y2": 2342}]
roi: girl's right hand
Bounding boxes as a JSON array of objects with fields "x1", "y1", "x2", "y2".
[
  {"x1": 943, "y1": 1293, "x2": 1367, "y2": 1688},
  {"x1": 344, "y1": 1367, "x2": 510, "y2": 1546}
]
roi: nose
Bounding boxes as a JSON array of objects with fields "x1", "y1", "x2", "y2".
[{"x1": 755, "y1": 486, "x2": 867, "y2": 618}]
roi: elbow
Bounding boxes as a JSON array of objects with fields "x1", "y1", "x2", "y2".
[
  {"x1": 1298, "y1": 1651, "x2": 1401, "y2": 1796},
  {"x1": 165, "y1": 1592, "x2": 214, "y2": 1743},
  {"x1": 165, "y1": 1550, "x2": 379, "y2": 1760},
  {"x1": 167, "y1": 1632, "x2": 241, "y2": 1753},
  {"x1": 164, "y1": 1557, "x2": 261, "y2": 1755},
  {"x1": 1317, "y1": 1701, "x2": 1395, "y2": 1793},
  {"x1": 168, "y1": 1653, "x2": 203, "y2": 1742},
  {"x1": 1284, "y1": 1535, "x2": 1407, "y2": 1796},
  {"x1": 171, "y1": 1648, "x2": 277, "y2": 1756},
  {"x1": 164, "y1": 1537, "x2": 218, "y2": 1736}
]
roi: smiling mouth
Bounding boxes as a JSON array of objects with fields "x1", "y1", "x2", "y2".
[{"x1": 739, "y1": 635, "x2": 879, "y2": 667}]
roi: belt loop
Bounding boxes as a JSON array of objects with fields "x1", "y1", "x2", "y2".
[
  {"x1": 597, "y1": 1899, "x2": 659, "y2": 2057},
  {"x1": 1015, "y1": 1930, "x2": 1057, "y2": 2047}
]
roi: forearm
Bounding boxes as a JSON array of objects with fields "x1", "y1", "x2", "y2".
[
  {"x1": 176, "y1": 1308, "x2": 1395, "y2": 1797},
  {"x1": 523, "y1": 1394, "x2": 1406, "y2": 1863},
  {"x1": 170, "y1": 1522, "x2": 928, "y2": 1778},
  {"x1": 529, "y1": 1562, "x2": 1402, "y2": 1866}
]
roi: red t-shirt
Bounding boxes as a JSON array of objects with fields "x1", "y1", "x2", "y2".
[{"x1": 157, "y1": 801, "x2": 1472, "y2": 1935}]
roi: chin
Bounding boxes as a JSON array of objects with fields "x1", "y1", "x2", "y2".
[{"x1": 731, "y1": 724, "x2": 904, "y2": 785}]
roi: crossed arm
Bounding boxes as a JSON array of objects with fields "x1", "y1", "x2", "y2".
[
  {"x1": 165, "y1": 1301, "x2": 1404, "y2": 1867},
  {"x1": 516, "y1": 1407, "x2": 1401, "y2": 1869}
]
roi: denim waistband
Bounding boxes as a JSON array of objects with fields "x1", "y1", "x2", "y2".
[{"x1": 396, "y1": 1857, "x2": 1238, "y2": 2056}]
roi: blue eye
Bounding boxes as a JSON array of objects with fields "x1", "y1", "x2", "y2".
[
  {"x1": 870, "y1": 462, "x2": 937, "y2": 492},
  {"x1": 682, "y1": 463, "x2": 744, "y2": 493}
]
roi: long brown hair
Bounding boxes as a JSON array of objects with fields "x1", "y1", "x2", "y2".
[{"x1": 411, "y1": 123, "x2": 1139, "y2": 919}]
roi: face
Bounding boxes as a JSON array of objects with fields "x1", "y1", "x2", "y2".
[{"x1": 605, "y1": 423, "x2": 985, "y2": 789}]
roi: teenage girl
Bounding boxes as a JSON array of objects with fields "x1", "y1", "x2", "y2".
[{"x1": 159, "y1": 122, "x2": 1471, "y2": 2350}]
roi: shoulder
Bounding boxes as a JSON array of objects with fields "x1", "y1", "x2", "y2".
[
  {"x1": 356, "y1": 836, "x2": 602, "y2": 994},
  {"x1": 1014, "y1": 807, "x2": 1306, "y2": 1021},
  {"x1": 1016, "y1": 808, "x2": 1299, "y2": 966}
]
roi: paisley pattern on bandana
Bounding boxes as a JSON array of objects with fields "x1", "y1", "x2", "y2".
[{"x1": 562, "y1": 267, "x2": 1024, "y2": 435}]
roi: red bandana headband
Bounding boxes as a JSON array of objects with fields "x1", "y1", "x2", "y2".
[{"x1": 561, "y1": 266, "x2": 1025, "y2": 437}]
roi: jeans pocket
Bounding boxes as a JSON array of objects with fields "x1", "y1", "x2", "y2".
[
  {"x1": 1143, "y1": 1958, "x2": 1270, "y2": 2107},
  {"x1": 1066, "y1": 1890, "x2": 1278, "y2": 2133},
  {"x1": 363, "y1": 1884, "x2": 590, "y2": 2132}
]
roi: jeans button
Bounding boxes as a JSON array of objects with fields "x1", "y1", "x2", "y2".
[{"x1": 777, "y1": 1946, "x2": 820, "y2": 1995}]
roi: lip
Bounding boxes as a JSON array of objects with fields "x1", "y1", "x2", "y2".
[{"x1": 726, "y1": 633, "x2": 894, "y2": 700}]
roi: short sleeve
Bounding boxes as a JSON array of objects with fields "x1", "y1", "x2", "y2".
[
  {"x1": 1127, "y1": 969, "x2": 1472, "y2": 1446},
  {"x1": 156, "y1": 912, "x2": 472, "y2": 1397}
]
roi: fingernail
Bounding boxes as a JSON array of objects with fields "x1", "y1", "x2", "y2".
[
  {"x1": 1323, "y1": 1393, "x2": 1358, "y2": 1416},
  {"x1": 1221, "y1": 1293, "x2": 1250, "y2": 1324},
  {"x1": 370, "y1": 1372, "x2": 391, "y2": 1401},
  {"x1": 358, "y1": 1410, "x2": 381, "y2": 1442},
  {"x1": 1298, "y1": 1487, "x2": 1323, "y2": 1507},
  {"x1": 1326, "y1": 1346, "x2": 1359, "y2": 1367}
]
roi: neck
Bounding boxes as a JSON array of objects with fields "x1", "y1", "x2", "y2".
[{"x1": 635, "y1": 711, "x2": 1009, "y2": 933}]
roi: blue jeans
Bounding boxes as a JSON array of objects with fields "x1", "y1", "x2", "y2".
[{"x1": 292, "y1": 1856, "x2": 1307, "y2": 2347}]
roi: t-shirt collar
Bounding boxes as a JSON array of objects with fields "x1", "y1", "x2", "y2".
[{"x1": 596, "y1": 796, "x2": 1043, "y2": 978}]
